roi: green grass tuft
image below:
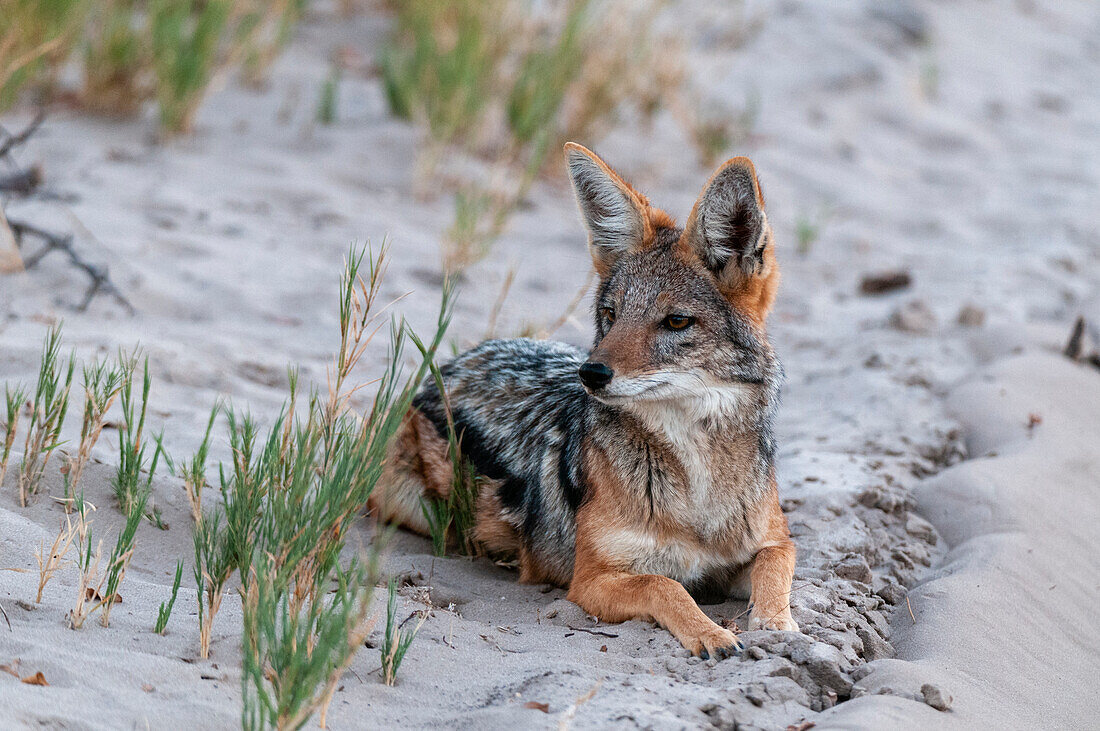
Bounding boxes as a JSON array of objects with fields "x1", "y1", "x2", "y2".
[
  {"x1": 100, "y1": 482, "x2": 148, "y2": 626},
  {"x1": 316, "y1": 67, "x2": 340, "y2": 125},
  {"x1": 149, "y1": 0, "x2": 233, "y2": 135},
  {"x1": 19, "y1": 324, "x2": 75, "y2": 506},
  {"x1": 233, "y1": 245, "x2": 453, "y2": 726},
  {"x1": 380, "y1": 0, "x2": 674, "y2": 275},
  {"x1": 154, "y1": 559, "x2": 184, "y2": 634},
  {"x1": 380, "y1": 576, "x2": 425, "y2": 686},
  {"x1": 114, "y1": 354, "x2": 167, "y2": 527},
  {"x1": 1, "y1": 383, "x2": 27, "y2": 491}
]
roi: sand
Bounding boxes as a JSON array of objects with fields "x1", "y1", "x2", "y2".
[{"x1": 1, "y1": 0, "x2": 1099, "y2": 728}]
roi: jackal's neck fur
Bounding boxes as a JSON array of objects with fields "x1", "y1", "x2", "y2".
[{"x1": 567, "y1": 139, "x2": 782, "y2": 552}]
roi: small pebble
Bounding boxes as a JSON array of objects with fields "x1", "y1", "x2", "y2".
[
  {"x1": 921, "y1": 683, "x2": 953, "y2": 711},
  {"x1": 956, "y1": 304, "x2": 986, "y2": 327},
  {"x1": 891, "y1": 300, "x2": 937, "y2": 334}
]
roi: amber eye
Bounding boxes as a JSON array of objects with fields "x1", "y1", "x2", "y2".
[
  {"x1": 602, "y1": 307, "x2": 616, "y2": 324},
  {"x1": 664, "y1": 314, "x2": 694, "y2": 331}
]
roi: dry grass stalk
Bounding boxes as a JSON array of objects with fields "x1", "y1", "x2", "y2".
[
  {"x1": 483, "y1": 264, "x2": 517, "y2": 339},
  {"x1": 34, "y1": 513, "x2": 79, "y2": 602},
  {"x1": 558, "y1": 680, "x2": 603, "y2": 731},
  {"x1": 68, "y1": 502, "x2": 104, "y2": 631},
  {"x1": 66, "y1": 488, "x2": 145, "y2": 628},
  {"x1": 181, "y1": 401, "x2": 219, "y2": 524},
  {"x1": 63, "y1": 359, "x2": 124, "y2": 509},
  {"x1": 240, "y1": 0, "x2": 304, "y2": 87},
  {"x1": 0, "y1": 0, "x2": 86, "y2": 112},
  {"x1": 194, "y1": 510, "x2": 232, "y2": 658},
  {"x1": 198, "y1": 587, "x2": 224, "y2": 657},
  {"x1": 68, "y1": 543, "x2": 105, "y2": 629},
  {"x1": 538, "y1": 270, "x2": 595, "y2": 339}
]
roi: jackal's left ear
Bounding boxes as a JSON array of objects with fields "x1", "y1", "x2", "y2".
[
  {"x1": 683, "y1": 157, "x2": 771, "y2": 286},
  {"x1": 565, "y1": 142, "x2": 651, "y2": 277}
]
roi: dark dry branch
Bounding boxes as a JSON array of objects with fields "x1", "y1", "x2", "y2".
[
  {"x1": 1064, "y1": 316, "x2": 1086, "y2": 359},
  {"x1": 0, "y1": 112, "x2": 45, "y2": 161},
  {"x1": 0, "y1": 114, "x2": 46, "y2": 196},
  {"x1": 6, "y1": 219, "x2": 133, "y2": 313},
  {"x1": 566, "y1": 625, "x2": 619, "y2": 638},
  {"x1": 1, "y1": 113, "x2": 132, "y2": 313},
  {"x1": 1063, "y1": 315, "x2": 1100, "y2": 371}
]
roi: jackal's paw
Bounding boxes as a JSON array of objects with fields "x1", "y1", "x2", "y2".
[
  {"x1": 748, "y1": 609, "x2": 799, "y2": 633},
  {"x1": 683, "y1": 626, "x2": 743, "y2": 660}
]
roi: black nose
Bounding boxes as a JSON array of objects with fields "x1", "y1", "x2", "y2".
[{"x1": 579, "y1": 362, "x2": 614, "y2": 390}]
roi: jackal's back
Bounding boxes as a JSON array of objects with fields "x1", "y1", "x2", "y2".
[{"x1": 412, "y1": 338, "x2": 589, "y2": 580}]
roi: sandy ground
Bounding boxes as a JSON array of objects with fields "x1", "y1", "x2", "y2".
[{"x1": 1, "y1": 0, "x2": 1099, "y2": 728}]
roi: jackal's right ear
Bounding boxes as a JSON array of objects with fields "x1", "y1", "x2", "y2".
[{"x1": 565, "y1": 142, "x2": 650, "y2": 277}]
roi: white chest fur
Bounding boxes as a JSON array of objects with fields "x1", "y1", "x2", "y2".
[
  {"x1": 601, "y1": 526, "x2": 757, "y2": 585},
  {"x1": 624, "y1": 378, "x2": 758, "y2": 538}
]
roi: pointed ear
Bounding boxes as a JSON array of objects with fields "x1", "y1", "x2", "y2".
[
  {"x1": 682, "y1": 156, "x2": 771, "y2": 286},
  {"x1": 564, "y1": 142, "x2": 650, "y2": 277}
]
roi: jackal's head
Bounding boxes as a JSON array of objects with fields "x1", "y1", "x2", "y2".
[{"x1": 565, "y1": 142, "x2": 781, "y2": 416}]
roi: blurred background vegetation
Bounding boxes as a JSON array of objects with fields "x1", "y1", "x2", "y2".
[{"x1": 1, "y1": 0, "x2": 757, "y2": 275}]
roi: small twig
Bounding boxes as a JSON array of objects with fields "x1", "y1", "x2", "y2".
[
  {"x1": 565, "y1": 625, "x2": 618, "y2": 638},
  {"x1": 558, "y1": 679, "x2": 603, "y2": 730},
  {"x1": 728, "y1": 581, "x2": 816, "y2": 624},
  {"x1": 0, "y1": 601, "x2": 10, "y2": 631},
  {"x1": 906, "y1": 595, "x2": 917, "y2": 625}
]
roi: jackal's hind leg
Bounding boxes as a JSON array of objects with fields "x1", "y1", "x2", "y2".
[{"x1": 368, "y1": 408, "x2": 452, "y2": 535}]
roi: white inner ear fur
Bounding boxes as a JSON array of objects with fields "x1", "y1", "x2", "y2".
[
  {"x1": 698, "y1": 186, "x2": 742, "y2": 269},
  {"x1": 566, "y1": 151, "x2": 643, "y2": 262},
  {"x1": 693, "y1": 166, "x2": 767, "y2": 276}
]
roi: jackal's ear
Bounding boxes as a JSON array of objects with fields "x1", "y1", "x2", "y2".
[
  {"x1": 565, "y1": 142, "x2": 650, "y2": 277},
  {"x1": 683, "y1": 157, "x2": 771, "y2": 286}
]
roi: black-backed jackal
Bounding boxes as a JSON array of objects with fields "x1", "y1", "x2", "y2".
[{"x1": 371, "y1": 143, "x2": 798, "y2": 659}]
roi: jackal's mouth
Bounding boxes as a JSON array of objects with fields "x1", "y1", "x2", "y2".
[
  {"x1": 590, "y1": 370, "x2": 759, "y2": 411},
  {"x1": 588, "y1": 374, "x2": 667, "y2": 401}
]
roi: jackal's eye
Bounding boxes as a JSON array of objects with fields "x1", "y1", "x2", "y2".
[
  {"x1": 663, "y1": 314, "x2": 695, "y2": 331},
  {"x1": 601, "y1": 307, "x2": 616, "y2": 324}
]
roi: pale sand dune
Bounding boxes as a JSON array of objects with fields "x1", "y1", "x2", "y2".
[
  {"x1": 1, "y1": 0, "x2": 1099, "y2": 728},
  {"x1": 822, "y1": 354, "x2": 1100, "y2": 729}
]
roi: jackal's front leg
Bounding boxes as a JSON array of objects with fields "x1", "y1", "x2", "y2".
[
  {"x1": 568, "y1": 571, "x2": 742, "y2": 659},
  {"x1": 747, "y1": 538, "x2": 798, "y2": 631}
]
